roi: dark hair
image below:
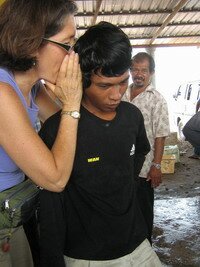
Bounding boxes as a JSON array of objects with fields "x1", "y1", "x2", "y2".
[
  {"x1": 131, "y1": 52, "x2": 155, "y2": 73},
  {"x1": 74, "y1": 21, "x2": 132, "y2": 89},
  {"x1": 0, "y1": 0, "x2": 77, "y2": 71}
]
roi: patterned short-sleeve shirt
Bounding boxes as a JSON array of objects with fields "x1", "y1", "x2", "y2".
[{"x1": 122, "y1": 84, "x2": 170, "y2": 178}]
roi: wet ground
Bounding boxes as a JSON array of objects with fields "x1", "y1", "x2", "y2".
[
  {"x1": 153, "y1": 141, "x2": 200, "y2": 266},
  {"x1": 153, "y1": 197, "x2": 200, "y2": 266}
]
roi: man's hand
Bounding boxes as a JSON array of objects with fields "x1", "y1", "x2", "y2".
[{"x1": 147, "y1": 166, "x2": 162, "y2": 188}]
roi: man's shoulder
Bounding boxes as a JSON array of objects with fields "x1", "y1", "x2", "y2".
[
  {"x1": 121, "y1": 100, "x2": 140, "y2": 110},
  {"x1": 144, "y1": 87, "x2": 167, "y2": 107},
  {"x1": 153, "y1": 89, "x2": 165, "y2": 98},
  {"x1": 120, "y1": 101, "x2": 143, "y2": 118},
  {"x1": 148, "y1": 86, "x2": 166, "y2": 101},
  {"x1": 43, "y1": 110, "x2": 61, "y2": 128},
  {"x1": 39, "y1": 110, "x2": 61, "y2": 141}
]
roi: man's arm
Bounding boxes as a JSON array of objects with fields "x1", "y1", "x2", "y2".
[
  {"x1": 134, "y1": 114, "x2": 151, "y2": 178},
  {"x1": 147, "y1": 137, "x2": 165, "y2": 188},
  {"x1": 148, "y1": 93, "x2": 170, "y2": 187},
  {"x1": 39, "y1": 114, "x2": 66, "y2": 267}
]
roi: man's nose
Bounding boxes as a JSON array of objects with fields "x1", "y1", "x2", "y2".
[{"x1": 110, "y1": 85, "x2": 122, "y2": 100}]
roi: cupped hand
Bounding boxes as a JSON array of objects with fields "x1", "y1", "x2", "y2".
[{"x1": 45, "y1": 51, "x2": 82, "y2": 110}]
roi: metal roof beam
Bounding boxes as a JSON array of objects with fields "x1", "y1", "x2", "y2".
[
  {"x1": 76, "y1": 21, "x2": 200, "y2": 30},
  {"x1": 90, "y1": 0, "x2": 103, "y2": 26},
  {"x1": 131, "y1": 43, "x2": 200, "y2": 48},
  {"x1": 75, "y1": 8, "x2": 200, "y2": 17},
  {"x1": 129, "y1": 34, "x2": 200, "y2": 40},
  {"x1": 148, "y1": 0, "x2": 189, "y2": 45}
]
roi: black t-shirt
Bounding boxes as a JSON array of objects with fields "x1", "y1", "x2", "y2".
[{"x1": 39, "y1": 101, "x2": 150, "y2": 266}]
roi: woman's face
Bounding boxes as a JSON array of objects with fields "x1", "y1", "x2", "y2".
[{"x1": 36, "y1": 15, "x2": 76, "y2": 84}]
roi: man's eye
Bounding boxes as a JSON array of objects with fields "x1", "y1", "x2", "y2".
[
  {"x1": 142, "y1": 70, "x2": 148, "y2": 74},
  {"x1": 99, "y1": 85, "x2": 109, "y2": 89}
]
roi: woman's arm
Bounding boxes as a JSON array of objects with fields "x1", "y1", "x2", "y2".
[{"x1": 0, "y1": 52, "x2": 82, "y2": 192}]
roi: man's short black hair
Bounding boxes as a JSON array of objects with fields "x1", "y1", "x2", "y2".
[{"x1": 74, "y1": 21, "x2": 132, "y2": 89}]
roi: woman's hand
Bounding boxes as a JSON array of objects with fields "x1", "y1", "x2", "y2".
[{"x1": 45, "y1": 51, "x2": 82, "y2": 110}]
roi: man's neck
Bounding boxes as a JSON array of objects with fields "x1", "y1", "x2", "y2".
[
  {"x1": 130, "y1": 83, "x2": 148, "y2": 101},
  {"x1": 82, "y1": 99, "x2": 117, "y2": 121}
]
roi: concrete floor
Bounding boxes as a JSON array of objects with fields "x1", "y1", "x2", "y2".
[
  {"x1": 152, "y1": 140, "x2": 200, "y2": 266},
  {"x1": 153, "y1": 197, "x2": 200, "y2": 266}
]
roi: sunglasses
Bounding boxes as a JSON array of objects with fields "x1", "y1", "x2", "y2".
[{"x1": 42, "y1": 37, "x2": 74, "y2": 52}]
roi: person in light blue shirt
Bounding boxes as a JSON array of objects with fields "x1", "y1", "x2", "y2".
[{"x1": 0, "y1": 0, "x2": 82, "y2": 266}]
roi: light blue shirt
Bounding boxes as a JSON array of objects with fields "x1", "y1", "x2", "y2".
[{"x1": 0, "y1": 68, "x2": 39, "y2": 191}]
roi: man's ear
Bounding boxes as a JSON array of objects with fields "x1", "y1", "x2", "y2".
[{"x1": 151, "y1": 70, "x2": 155, "y2": 76}]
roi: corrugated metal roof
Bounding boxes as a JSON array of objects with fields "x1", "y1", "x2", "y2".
[{"x1": 75, "y1": 0, "x2": 200, "y2": 47}]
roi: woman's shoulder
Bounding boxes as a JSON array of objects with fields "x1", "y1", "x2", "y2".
[
  {"x1": 0, "y1": 68, "x2": 14, "y2": 83},
  {"x1": 0, "y1": 68, "x2": 18, "y2": 94}
]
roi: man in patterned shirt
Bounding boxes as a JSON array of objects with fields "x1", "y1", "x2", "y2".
[{"x1": 123, "y1": 52, "x2": 170, "y2": 244}]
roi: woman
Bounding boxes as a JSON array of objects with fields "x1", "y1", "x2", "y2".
[{"x1": 0, "y1": 0, "x2": 82, "y2": 266}]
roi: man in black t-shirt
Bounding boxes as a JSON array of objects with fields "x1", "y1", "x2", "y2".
[{"x1": 39, "y1": 22, "x2": 162, "y2": 267}]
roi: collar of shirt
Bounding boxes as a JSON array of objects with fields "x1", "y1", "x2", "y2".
[{"x1": 125, "y1": 83, "x2": 155, "y2": 102}]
